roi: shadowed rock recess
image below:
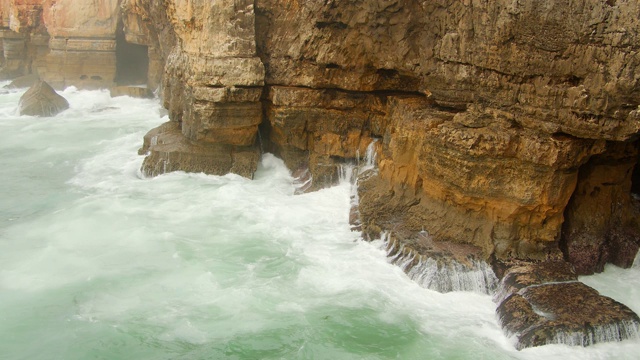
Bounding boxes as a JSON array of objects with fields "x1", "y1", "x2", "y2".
[{"x1": 3, "y1": 0, "x2": 640, "y2": 349}]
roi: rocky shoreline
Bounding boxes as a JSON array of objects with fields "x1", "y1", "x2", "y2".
[{"x1": 2, "y1": 0, "x2": 640, "y2": 349}]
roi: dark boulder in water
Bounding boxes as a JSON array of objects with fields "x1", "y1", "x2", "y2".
[
  {"x1": 18, "y1": 81, "x2": 69, "y2": 117},
  {"x1": 495, "y1": 260, "x2": 640, "y2": 349}
]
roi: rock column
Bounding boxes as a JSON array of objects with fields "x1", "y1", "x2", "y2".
[{"x1": 140, "y1": 0, "x2": 265, "y2": 178}]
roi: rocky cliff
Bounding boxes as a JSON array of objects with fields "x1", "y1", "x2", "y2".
[
  {"x1": 2, "y1": 0, "x2": 640, "y2": 349},
  {"x1": 170, "y1": 0, "x2": 639, "y2": 272}
]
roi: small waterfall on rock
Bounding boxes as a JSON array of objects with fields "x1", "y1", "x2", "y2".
[
  {"x1": 3, "y1": 87, "x2": 640, "y2": 358},
  {"x1": 346, "y1": 140, "x2": 378, "y2": 231},
  {"x1": 359, "y1": 139, "x2": 378, "y2": 171},
  {"x1": 382, "y1": 233, "x2": 498, "y2": 294},
  {"x1": 350, "y1": 140, "x2": 498, "y2": 295},
  {"x1": 340, "y1": 139, "x2": 378, "y2": 186},
  {"x1": 551, "y1": 321, "x2": 640, "y2": 348}
]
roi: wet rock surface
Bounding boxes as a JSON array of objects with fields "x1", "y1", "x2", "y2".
[
  {"x1": 139, "y1": 121, "x2": 260, "y2": 178},
  {"x1": 18, "y1": 80, "x2": 69, "y2": 117},
  {"x1": 109, "y1": 86, "x2": 154, "y2": 99},
  {"x1": 382, "y1": 233, "x2": 498, "y2": 294},
  {"x1": 3, "y1": 0, "x2": 640, "y2": 350},
  {"x1": 495, "y1": 261, "x2": 640, "y2": 349}
]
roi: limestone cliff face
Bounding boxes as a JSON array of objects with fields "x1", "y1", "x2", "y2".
[
  {"x1": 3, "y1": 0, "x2": 640, "y2": 349},
  {"x1": 2, "y1": 0, "x2": 639, "y2": 273},
  {"x1": 41, "y1": 0, "x2": 120, "y2": 88},
  {"x1": 139, "y1": 0, "x2": 264, "y2": 178},
  {"x1": 252, "y1": 0, "x2": 640, "y2": 268}
]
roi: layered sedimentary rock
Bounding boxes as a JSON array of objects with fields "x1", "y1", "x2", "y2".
[
  {"x1": 0, "y1": 0, "x2": 49, "y2": 79},
  {"x1": 253, "y1": 0, "x2": 640, "y2": 270},
  {"x1": 0, "y1": 0, "x2": 157, "y2": 89},
  {"x1": 2, "y1": 0, "x2": 640, "y2": 349},
  {"x1": 140, "y1": 0, "x2": 264, "y2": 178},
  {"x1": 40, "y1": 0, "x2": 120, "y2": 88}
]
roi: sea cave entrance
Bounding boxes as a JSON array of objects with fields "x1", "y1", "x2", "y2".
[
  {"x1": 560, "y1": 140, "x2": 640, "y2": 274},
  {"x1": 631, "y1": 142, "x2": 640, "y2": 196},
  {"x1": 115, "y1": 22, "x2": 149, "y2": 86}
]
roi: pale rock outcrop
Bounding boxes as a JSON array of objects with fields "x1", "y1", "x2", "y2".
[
  {"x1": 109, "y1": 85, "x2": 154, "y2": 99},
  {"x1": 5, "y1": 73, "x2": 37, "y2": 88},
  {"x1": 40, "y1": 0, "x2": 119, "y2": 88}
]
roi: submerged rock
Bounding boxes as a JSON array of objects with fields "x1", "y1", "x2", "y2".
[
  {"x1": 495, "y1": 261, "x2": 640, "y2": 349},
  {"x1": 18, "y1": 81, "x2": 69, "y2": 117}
]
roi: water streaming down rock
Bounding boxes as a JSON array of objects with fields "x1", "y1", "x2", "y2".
[
  {"x1": 347, "y1": 140, "x2": 379, "y2": 231},
  {"x1": 550, "y1": 320, "x2": 640, "y2": 348},
  {"x1": 634, "y1": 251, "x2": 640, "y2": 268},
  {"x1": 383, "y1": 234, "x2": 498, "y2": 294},
  {"x1": 495, "y1": 261, "x2": 640, "y2": 350},
  {"x1": 351, "y1": 140, "x2": 499, "y2": 294}
]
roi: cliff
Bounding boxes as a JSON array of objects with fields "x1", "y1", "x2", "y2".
[
  {"x1": 2, "y1": 0, "x2": 640, "y2": 349},
  {"x1": 137, "y1": 0, "x2": 640, "y2": 272}
]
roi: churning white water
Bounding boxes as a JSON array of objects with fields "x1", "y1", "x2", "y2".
[{"x1": 1, "y1": 85, "x2": 640, "y2": 359}]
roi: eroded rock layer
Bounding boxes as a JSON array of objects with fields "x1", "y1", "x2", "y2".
[{"x1": 3, "y1": 0, "x2": 640, "y2": 349}]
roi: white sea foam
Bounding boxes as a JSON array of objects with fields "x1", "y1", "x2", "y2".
[{"x1": 0, "y1": 88, "x2": 639, "y2": 359}]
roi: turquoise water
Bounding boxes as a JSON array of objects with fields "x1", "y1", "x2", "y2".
[{"x1": 1, "y1": 86, "x2": 639, "y2": 359}]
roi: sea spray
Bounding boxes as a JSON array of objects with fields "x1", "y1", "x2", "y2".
[{"x1": 1, "y1": 87, "x2": 640, "y2": 359}]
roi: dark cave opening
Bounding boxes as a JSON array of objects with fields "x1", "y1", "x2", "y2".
[
  {"x1": 560, "y1": 140, "x2": 640, "y2": 274},
  {"x1": 115, "y1": 22, "x2": 149, "y2": 86},
  {"x1": 631, "y1": 147, "x2": 640, "y2": 196}
]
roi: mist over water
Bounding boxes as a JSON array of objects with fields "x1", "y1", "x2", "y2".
[{"x1": 1, "y1": 86, "x2": 639, "y2": 359}]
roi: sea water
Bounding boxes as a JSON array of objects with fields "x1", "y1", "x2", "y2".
[{"x1": 1, "y1": 86, "x2": 639, "y2": 360}]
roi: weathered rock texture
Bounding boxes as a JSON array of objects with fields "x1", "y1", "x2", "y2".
[
  {"x1": 495, "y1": 261, "x2": 640, "y2": 349},
  {"x1": 0, "y1": 0, "x2": 157, "y2": 89},
  {"x1": 3, "y1": 0, "x2": 640, "y2": 349},
  {"x1": 18, "y1": 79, "x2": 68, "y2": 116},
  {"x1": 138, "y1": 0, "x2": 264, "y2": 177}
]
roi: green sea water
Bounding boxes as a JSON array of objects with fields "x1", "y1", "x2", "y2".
[{"x1": 0, "y1": 86, "x2": 638, "y2": 359}]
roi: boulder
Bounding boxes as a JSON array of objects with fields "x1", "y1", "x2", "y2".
[
  {"x1": 495, "y1": 261, "x2": 640, "y2": 349},
  {"x1": 18, "y1": 81, "x2": 69, "y2": 117}
]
